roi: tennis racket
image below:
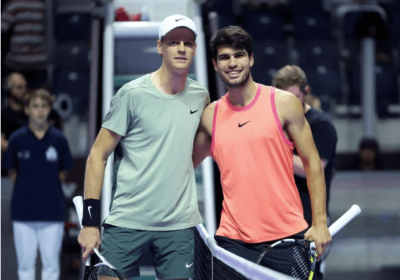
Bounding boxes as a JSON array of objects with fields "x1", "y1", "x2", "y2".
[
  {"x1": 257, "y1": 204, "x2": 362, "y2": 280},
  {"x1": 73, "y1": 196, "x2": 125, "y2": 280}
]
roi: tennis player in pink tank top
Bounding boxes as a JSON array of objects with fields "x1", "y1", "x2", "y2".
[{"x1": 193, "y1": 26, "x2": 331, "y2": 264}]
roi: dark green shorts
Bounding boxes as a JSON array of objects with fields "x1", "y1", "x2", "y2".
[{"x1": 101, "y1": 224, "x2": 194, "y2": 279}]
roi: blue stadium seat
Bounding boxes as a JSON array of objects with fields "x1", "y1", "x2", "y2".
[
  {"x1": 296, "y1": 40, "x2": 340, "y2": 69},
  {"x1": 293, "y1": 14, "x2": 332, "y2": 40},
  {"x1": 55, "y1": 42, "x2": 90, "y2": 69},
  {"x1": 53, "y1": 68, "x2": 90, "y2": 115},
  {"x1": 375, "y1": 65, "x2": 398, "y2": 117},
  {"x1": 289, "y1": 0, "x2": 324, "y2": 13},
  {"x1": 388, "y1": 1, "x2": 400, "y2": 12},
  {"x1": 251, "y1": 67, "x2": 278, "y2": 86},
  {"x1": 391, "y1": 13, "x2": 400, "y2": 41},
  {"x1": 55, "y1": 14, "x2": 91, "y2": 42},
  {"x1": 376, "y1": 65, "x2": 398, "y2": 99},
  {"x1": 207, "y1": 0, "x2": 234, "y2": 16},
  {"x1": 218, "y1": 14, "x2": 237, "y2": 28},
  {"x1": 342, "y1": 11, "x2": 388, "y2": 40},
  {"x1": 252, "y1": 40, "x2": 290, "y2": 69},
  {"x1": 349, "y1": 64, "x2": 398, "y2": 117},
  {"x1": 251, "y1": 40, "x2": 290, "y2": 85},
  {"x1": 53, "y1": 68, "x2": 90, "y2": 93},
  {"x1": 304, "y1": 65, "x2": 342, "y2": 98},
  {"x1": 243, "y1": 12, "x2": 285, "y2": 40},
  {"x1": 351, "y1": 65, "x2": 397, "y2": 97}
]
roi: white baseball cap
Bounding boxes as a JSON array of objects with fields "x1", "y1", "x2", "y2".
[{"x1": 158, "y1": 15, "x2": 197, "y2": 40}]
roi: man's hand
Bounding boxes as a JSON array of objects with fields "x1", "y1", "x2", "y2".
[
  {"x1": 78, "y1": 226, "x2": 101, "y2": 264},
  {"x1": 304, "y1": 224, "x2": 331, "y2": 261}
]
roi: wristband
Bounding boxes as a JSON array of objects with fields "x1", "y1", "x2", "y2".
[{"x1": 82, "y1": 199, "x2": 101, "y2": 227}]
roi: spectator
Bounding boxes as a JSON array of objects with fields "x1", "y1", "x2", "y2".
[
  {"x1": 1, "y1": 73, "x2": 28, "y2": 154},
  {"x1": 356, "y1": 138, "x2": 383, "y2": 171},
  {"x1": 1, "y1": 73, "x2": 61, "y2": 156},
  {"x1": 1, "y1": 0, "x2": 48, "y2": 89},
  {"x1": 3, "y1": 88, "x2": 73, "y2": 280}
]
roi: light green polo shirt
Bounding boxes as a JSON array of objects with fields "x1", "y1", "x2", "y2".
[{"x1": 102, "y1": 74, "x2": 209, "y2": 230}]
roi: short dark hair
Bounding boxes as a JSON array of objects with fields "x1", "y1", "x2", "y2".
[
  {"x1": 359, "y1": 138, "x2": 380, "y2": 153},
  {"x1": 24, "y1": 88, "x2": 53, "y2": 108},
  {"x1": 209, "y1": 26, "x2": 253, "y2": 61}
]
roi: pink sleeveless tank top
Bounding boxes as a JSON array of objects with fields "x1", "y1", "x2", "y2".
[{"x1": 212, "y1": 84, "x2": 308, "y2": 243}]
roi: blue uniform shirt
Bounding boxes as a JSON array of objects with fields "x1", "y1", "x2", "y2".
[{"x1": 3, "y1": 125, "x2": 73, "y2": 221}]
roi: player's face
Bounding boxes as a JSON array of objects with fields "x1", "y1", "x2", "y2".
[
  {"x1": 26, "y1": 97, "x2": 51, "y2": 126},
  {"x1": 284, "y1": 85, "x2": 305, "y2": 105},
  {"x1": 158, "y1": 28, "x2": 197, "y2": 72},
  {"x1": 213, "y1": 46, "x2": 254, "y2": 88}
]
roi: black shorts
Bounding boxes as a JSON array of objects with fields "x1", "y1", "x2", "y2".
[{"x1": 214, "y1": 227, "x2": 309, "y2": 263}]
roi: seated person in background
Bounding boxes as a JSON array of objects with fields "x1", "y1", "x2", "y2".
[
  {"x1": 1, "y1": 73, "x2": 28, "y2": 154},
  {"x1": 338, "y1": 138, "x2": 384, "y2": 171},
  {"x1": 356, "y1": 138, "x2": 383, "y2": 171}
]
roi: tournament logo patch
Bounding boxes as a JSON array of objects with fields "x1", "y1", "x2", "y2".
[{"x1": 46, "y1": 146, "x2": 58, "y2": 161}]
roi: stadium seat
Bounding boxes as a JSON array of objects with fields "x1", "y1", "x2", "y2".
[
  {"x1": 342, "y1": 11, "x2": 389, "y2": 40},
  {"x1": 218, "y1": 14, "x2": 237, "y2": 28},
  {"x1": 296, "y1": 40, "x2": 340, "y2": 69},
  {"x1": 251, "y1": 67, "x2": 279, "y2": 86},
  {"x1": 389, "y1": 1, "x2": 400, "y2": 12},
  {"x1": 55, "y1": 42, "x2": 91, "y2": 69},
  {"x1": 251, "y1": 40, "x2": 290, "y2": 85},
  {"x1": 391, "y1": 13, "x2": 400, "y2": 41},
  {"x1": 375, "y1": 65, "x2": 398, "y2": 117},
  {"x1": 351, "y1": 65, "x2": 397, "y2": 97},
  {"x1": 53, "y1": 68, "x2": 90, "y2": 115},
  {"x1": 243, "y1": 12, "x2": 285, "y2": 40},
  {"x1": 293, "y1": 13, "x2": 332, "y2": 40},
  {"x1": 304, "y1": 65, "x2": 342, "y2": 98},
  {"x1": 55, "y1": 14, "x2": 91, "y2": 42},
  {"x1": 349, "y1": 64, "x2": 398, "y2": 116},
  {"x1": 376, "y1": 65, "x2": 398, "y2": 100},
  {"x1": 289, "y1": 0, "x2": 324, "y2": 13},
  {"x1": 252, "y1": 40, "x2": 290, "y2": 69}
]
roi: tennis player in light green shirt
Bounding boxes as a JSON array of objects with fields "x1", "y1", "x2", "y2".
[{"x1": 78, "y1": 15, "x2": 209, "y2": 279}]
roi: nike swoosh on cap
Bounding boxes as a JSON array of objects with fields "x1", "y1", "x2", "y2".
[
  {"x1": 175, "y1": 18, "x2": 185, "y2": 22},
  {"x1": 190, "y1": 110, "x2": 199, "y2": 114}
]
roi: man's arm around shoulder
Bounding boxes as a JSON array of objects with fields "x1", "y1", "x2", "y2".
[
  {"x1": 78, "y1": 128, "x2": 121, "y2": 263},
  {"x1": 193, "y1": 101, "x2": 216, "y2": 169}
]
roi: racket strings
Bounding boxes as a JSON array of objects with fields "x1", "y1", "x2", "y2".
[
  {"x1": 292, "y1": 246, "x2": 311, "y2": 278},
  {"x1": 258, "y1": 242, "x2": 313, "y2": 280},
  {"x1": 85, "y1": 263, "x2": 123, "y2": 280}
]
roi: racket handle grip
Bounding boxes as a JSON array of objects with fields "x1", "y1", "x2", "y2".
[
  {"x1": 329, "y1": 204, "x2": 361, "y2": 236},
  {"x1": 73, "y1": 196, "x2": 91, "y2": 266}
]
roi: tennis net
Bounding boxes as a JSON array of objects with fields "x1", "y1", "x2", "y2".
[{"x1": 194, "y1": 224, "x2": 295, "y2": 280}]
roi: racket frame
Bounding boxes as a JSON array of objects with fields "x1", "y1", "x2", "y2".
[
  {"x1": 257, "y1": 204, "x2": 362, "y2": 279},
  {"x1": 257, "y1": 238, "x2": 317, "y2": 280},
  {"x1": 73, "y1": 196, "x2": 124, "y2": 280}
]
